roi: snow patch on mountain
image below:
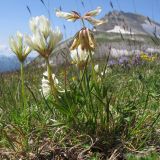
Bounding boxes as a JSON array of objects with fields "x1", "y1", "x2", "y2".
[{"x1": 107, "y1": 26, "x2": 134, "y2": 34}]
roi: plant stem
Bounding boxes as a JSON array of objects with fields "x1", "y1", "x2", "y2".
[
  {"x1": 21, "y1": 62, "x2": 29, "y2": 150},
  {"x1": 21, "y1": 62, "x2": 26, "y2": 109},
  {"x1": 89, "y1": 51, "x2": 96, "y2": 82},
  {"x1": 81, "y1": 18, "x2": 85, "y2": 28},
  {"x1": 45, "y1": 58, "x2": 58, "y2": 96}
]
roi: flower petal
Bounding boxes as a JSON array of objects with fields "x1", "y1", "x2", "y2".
[
  {"x1": 70, "y1": 33, "x2": 80, "y2": 50},
  {"x1": 85, "y1": 17, "x2": 105, "y2": 26},
  {"x1": 84, "y1": 6, "x2": 102, "y2": 17},
  {"x1": 55, "y1": 9, "x2": 80, "y2": 22}
]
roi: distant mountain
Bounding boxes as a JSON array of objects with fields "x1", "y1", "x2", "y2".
[
  {"x1": 95, "y1": 11, "x2": 160, "y2": 37},
  {"x1": 29, "y1": 11, "x2": 160, "y2": 69},
  {"x1": 0, "y1": 54, "x2": 36, "y2": 73},
  {"x1": 0, "y1": 55, "x2": 19, "y2": 72}
]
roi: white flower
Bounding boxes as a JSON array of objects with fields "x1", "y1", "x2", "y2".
[
  {"x1": 48, "y1": 28, "x2": 62, "y2": 51},
  {"x1": 41, "y1": 78, "x2": 50, "y2": 97},
  {"x1": 26, "y1": 15, "x2": 63, "y2": 58},
  {"x1": 9, "y1": 31, "x2": 31, "y2": 62},
  {"x1": 25, "y1": 31, "x2": 46, "y2": 54},
  {"x1": 29, "y1": 15, "x2": 51, "y2": 37},
  {"x1": 40, "y1": 71, "x2": 59, "y2": 97},
  {"x1": 40, "y1": 71, "x2": 65, "y2": 97},
  {"x1": 70, "y1": 45, "x2": 94, "y2": 66}
]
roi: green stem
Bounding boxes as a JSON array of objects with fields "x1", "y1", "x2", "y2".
[
  {"x1": 81, "y1": 18, "x2": 85, "y2": 28},
  {"x1": 21, "y1": 62, "x2": 26, "y2": 108},
  {"x1": 89, "y1": 51, "x2": 96, "y2": 82},
  {"x1": 45, "y1": 58, "x2": 58, "y2": 96},
  {"x1": 21, "y1": 62, "x2": 29, "y2": 150},
  {"x1": 85, "y1": 67, "x2": 97, "y2": 130}
]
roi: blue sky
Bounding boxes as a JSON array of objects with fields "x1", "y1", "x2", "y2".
[{"x1": 0, "y1": 0, "x2": 160, "y2": 56}]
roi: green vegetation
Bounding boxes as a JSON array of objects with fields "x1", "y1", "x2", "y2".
[
  {"x1": 0, "y1": 6, "x2": 159, "y2": 160},
  {"x1": 0, "y1": 60, "x2": 159, "y2": 159}
]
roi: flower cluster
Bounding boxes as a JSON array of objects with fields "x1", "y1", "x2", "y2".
[
  {"x1": 9, "y1": 7, "x2": 105, "y2": 98},
  {"x1": 70, "y1": 27, "x2": 96, "y2": 69},
  {"x1": 9, "y1": 31, "x2": 31, "y2": 62},
  {"x1": 140, "y1": 52, "x2": 157, "y2": 62},
  {"x1": 40, "y1": 71, "x2": 64, "y2": 97},
  {"x1": 25, "y1": 15, "x2": 63, "y2": 58},
  {"x1": 24, "y1": 15, "x2": 63, "y2": 96},
  {"x1": 55, "y1": 7, "x2": 104, "y2": 69},
  {"x1": 70, "y1": 45, "x2": 94, "y2": 69}
]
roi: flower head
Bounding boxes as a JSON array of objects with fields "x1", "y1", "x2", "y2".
[
  {"x1": 70, "y1": 45, "x2": 94, "y2": 69},
  {"x1": 9, "y1": 31, "x2": 31, "y2": 62},
  {"x1": 70, "y1": 27, "x2": 96, "y2": 52},
  {"x1": 40, "y1": 71, "x2": 65, "y2": 97},
  {"x1": 55, "y1": 6, "x2": 104, "y2": 26},
  {"x1": 29, "y1": 15, "x2": 51, "y2": 38},
  {"x1": 26, "y1": 15, "x2": 63, "y2": 58}
]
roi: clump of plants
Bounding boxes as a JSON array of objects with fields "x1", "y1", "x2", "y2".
[{"x1": 0, "y1": 6, "x2": 159, "y2": 160}]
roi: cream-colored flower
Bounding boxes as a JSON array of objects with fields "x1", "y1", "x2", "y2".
[
  {"x1": 55, "y1": 6, "x2": 104, "y2": 26},
  {"x1": 40, "y1": 71, "x2": 60, "y2": 97},
  {"x1": 26, "y1": 15, "x2": 63, "y2": 58},
  {"x1": 40, "y1": 71, "x2": 66, "y2": 97},
  {"x1": 41, "y1": 77, "x2": 51, "y2": 97},
  {"x1": 29, "y1": 15, "x2": 51, "y2": 38},
  {"x1": 9, "y1": 31, "x2": 31, "y2": 62},
  {"x1": 70, "y1": 45, "x2": 94, "y2": 69}
]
